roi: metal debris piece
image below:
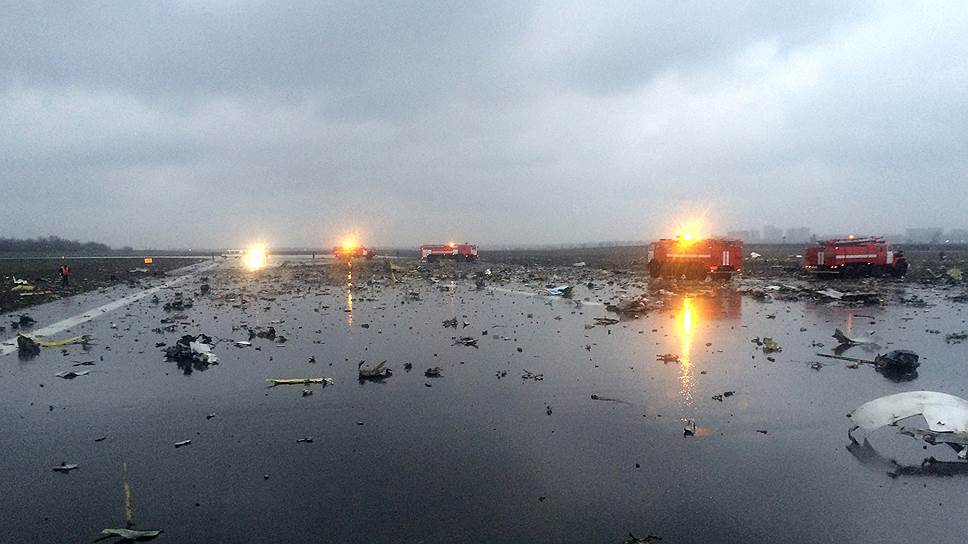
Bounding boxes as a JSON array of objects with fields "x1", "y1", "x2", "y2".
[
  {"x1": 99, "y1": 528, "x2": 162, "y2": 541},
  {"x1": 761, "y1": 338, "x2": 781, "y2": 354},
  {"x1": 267, "y1": 377, "x2": 334, "y2": 386},
  {"x1": 850, "y1": 391, "x2": 968, "y2": 434},
  {"x1": 833, "y1": 328, "x2": 875, "y2": 346},
  {"x1": 521, "y1": 369, "x2": 543, "y2": 381},
  {"x1": 453, "y1": 336, "x2": 478, "y2": 347},
  {"x1": 359, "y1": 360, "x2": 391, "y2": 379},
  {"x1": 544, "y1": 284, "x2": 573, "y2": 297},
  {"x1": 623, "y1": 532, "x2": 663, "y2": 543},
  {"x1": 683, "y1": 419, "x2": 696, "y2": 436},
  {"x1": 55, "y1": 370, "x2": 90, "y2": 379}
]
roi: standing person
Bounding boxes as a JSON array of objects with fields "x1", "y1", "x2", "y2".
[{"x1": 59, "y1": 262, "x2": 72, "y2": 287}]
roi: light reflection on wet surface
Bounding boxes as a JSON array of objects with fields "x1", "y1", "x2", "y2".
[
  {"x1": 346, "y1": 267, "x2": 353, "y2": 326},
  {"x1": 677, "y1": 296, "x2": 696, "y2": 407}
]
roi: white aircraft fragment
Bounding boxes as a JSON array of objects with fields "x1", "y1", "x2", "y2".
[
  {"x1": 544, "y1": 284, "x2": 573, "y2": 296},
  {"x1": 850, "y1": 391, "x2": 968, "y2": 434}
]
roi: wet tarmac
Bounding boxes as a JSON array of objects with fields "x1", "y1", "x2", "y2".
[{"x1": 2, "y1": 257, "x2": 967, "y2": 543}]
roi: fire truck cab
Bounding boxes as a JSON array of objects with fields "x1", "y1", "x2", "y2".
[
  {"x1": 420, "y1": 243, "x2": 478, "y2": 262},
  {"x1": 333, "y1": 245, "x2": 376, "y2": 261},
  {"x1": 804, "y1": 237, "x2": 907, "y2": 276},
  {"x1": 648, "y1": 238, "x2": 743, "y2": 280}
]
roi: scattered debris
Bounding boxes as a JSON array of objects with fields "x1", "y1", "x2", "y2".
[
  {"x1": 521, "y1": 369, "x2": 543, "y2": 381},
  {"x1": 814, "y1": 290, "x2": 880, "y2": 304},
  {"x1": 162, "y1": 292, "x2": 193, "y2": 312},
  {"x1": 817, "y1": 350, "x2": 919, "y2": 378},
  {"x1": 656, "y1": 353, "x2": 679, "y2": 363},
  {"x1": 248, "y1": 326, "x2": 277, "y2": 341},
  {"x1": 945, "y1": 331, "x2": 967, "y2": 344},
  {"x1": 163, "y1": 334, "x2": 218, "y2": 370},
  {"x1": 606, "y1": 296, "x2": 652, "y2": 315},
  {"x1": 11, "y1": 314, "x2": 36, "y2": 329},
  {"x1": 711, "y1": 391, "x2": 735, "y2": 402},
  {"x1": 424, "y1": 367, "x2": 443, "y2": 378}
]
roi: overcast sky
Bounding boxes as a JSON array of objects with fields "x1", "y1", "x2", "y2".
[{"x1": 2, "y1": 1, "x2": 966, "y2": 249}]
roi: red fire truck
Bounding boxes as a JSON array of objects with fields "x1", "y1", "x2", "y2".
[
  {"x1": 419, "y1": 242, "x2": 478, "y2": 262},
  {"x1": 803, "y1": 237, "x2": 907, "y2": 276},
  {"x1": 333, "y1": 244, "x2": 376, "y2": 261},
  {"x1": 647, "y1": 238, "x2": 743, "y2": 280}
]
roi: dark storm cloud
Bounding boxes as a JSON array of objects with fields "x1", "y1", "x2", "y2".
[{"x1": 1, "y1": 1, "x2": 966, "y2": 248}]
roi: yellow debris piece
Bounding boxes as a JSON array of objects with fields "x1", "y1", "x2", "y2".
[{"x1": 17, "y1": 333, "x2": 86, "y2": 348}]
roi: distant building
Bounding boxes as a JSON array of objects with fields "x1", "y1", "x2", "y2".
[
  {"x1": 906, "y1": 228, "x2": 943, "y2": 244},
  {"x1": 947, "y1": 229, "x2": 968, "y2": 244},
  {"x1": 784, "y1": 227, "x2": 812, "y2": 244},
  {"x1": 762, "y1": 225, "x2": 783, "y2": 243},
  {"x1": 727, "y1": 230, "x2": 760, "y2": 243}
]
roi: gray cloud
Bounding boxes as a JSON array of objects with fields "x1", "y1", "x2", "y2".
[{"x1": 1, "y1": 1, "x2": 966, "y2": 248}]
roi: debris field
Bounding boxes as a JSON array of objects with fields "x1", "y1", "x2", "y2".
[{"x1": 1, "y1": 252, "x2": 967, "y2": 543}]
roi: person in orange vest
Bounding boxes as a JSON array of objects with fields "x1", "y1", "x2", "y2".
[{"x1": 59, "y1": 263, "x2": 72, "y2": 287}]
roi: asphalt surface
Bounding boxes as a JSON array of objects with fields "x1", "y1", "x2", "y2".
[{"x1": 2, "y1": 257, "x2": 967, "y2": 543}]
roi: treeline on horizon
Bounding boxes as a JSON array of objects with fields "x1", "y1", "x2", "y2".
[{"x1": 0, "y1": 236, "x2": 123, "y2": 254}]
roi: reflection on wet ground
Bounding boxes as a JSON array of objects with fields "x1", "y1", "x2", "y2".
[
  {"x1": 2, "y1": 257, "x2": 968, "y2": 543},
  {"x1": 346, "y1": 268, "x2": 353, "y2": 326}
]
